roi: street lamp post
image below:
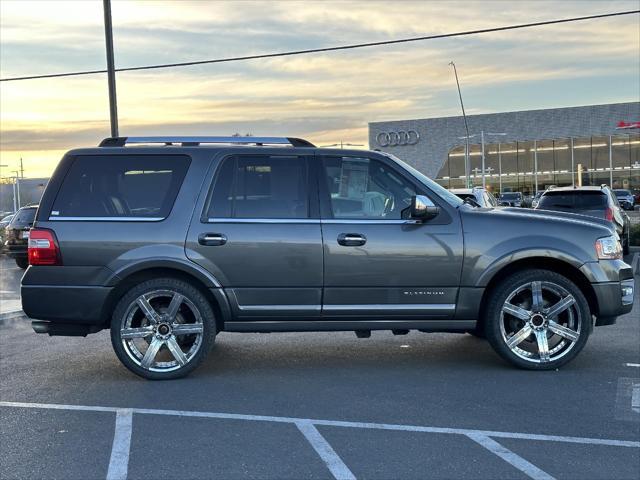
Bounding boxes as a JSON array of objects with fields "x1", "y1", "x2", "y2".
[
  {"x1": 449, "y1": 62, "x2": 471, "y2": 188},
  {"x1": 12, "y1": 170, "x2": 21, "y2": 211}
]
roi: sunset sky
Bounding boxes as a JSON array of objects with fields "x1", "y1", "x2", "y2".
[{"x1": 1, "y1": 0, "x2": 639, "y2": 178}]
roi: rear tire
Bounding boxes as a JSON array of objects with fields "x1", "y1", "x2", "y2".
[
  {"x1": 15, "y1": 257, "x2": 28, "y2": 269},
  {"x1": 110, "y1": 277, "x2": 216, "y2": 380},
  {"x1": 623, "y1": 230, "x2": 630, "y2": 255},
  {"x1": 485, "y1": 269, "x2": 591, "y2": 370}
]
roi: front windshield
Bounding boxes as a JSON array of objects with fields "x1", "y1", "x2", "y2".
[
  {"x1": 383, "y1": 153, "x2": 464, "y2": 207},
  {"x1": 614, "y1": 190, "x2": 630, "y2": 196}
]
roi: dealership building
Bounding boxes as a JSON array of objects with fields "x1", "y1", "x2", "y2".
[{"x1": 368, "y1": 102, "x2": 640, "y2": 194}]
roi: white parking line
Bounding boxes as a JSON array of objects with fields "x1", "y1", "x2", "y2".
[
  {"x1": 296, "y1": 421, "x2": 356, "y2": 480},
  {"x1": 467, "y1": 433, "x2": 555, "y2": 480},
  {"x1": 106, "y1": 409, "x2": 133, "y2": 480},
  {"x1": 1, "y1": 401, "x2": 638, "y2": 448},
  {"x1": 626, "y1": 363, "x2": 640, "y2": 368}
]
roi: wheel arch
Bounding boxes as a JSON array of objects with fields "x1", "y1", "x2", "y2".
[
  {"x1": 101, "y1": 265, "x2": 231, "y2": 331},
  {"x1": 476, "y1": 257, "x2": 597, "y2": 331}
]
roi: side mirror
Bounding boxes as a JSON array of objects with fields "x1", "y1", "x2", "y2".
[{"x1": 410, "y1": 195, "x2": 439, "y2": 221}]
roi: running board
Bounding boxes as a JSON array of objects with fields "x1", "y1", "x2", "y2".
[{"x1": 223, "y1": 320, "x2": 476, "y2": 333}]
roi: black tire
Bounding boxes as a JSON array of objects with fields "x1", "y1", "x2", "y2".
[
  {"x1": 484, "y1": 269, "x2": 591, "y2": 370},
  {"x1": 623, "y1": 231, "x2": 630, "y2": 256},
  {"x1": 110, "y1": 277, "x2": 216, "y2": 380},
  {"x1": 15, "y1": 257, "x2": 28, "y2": 269}
]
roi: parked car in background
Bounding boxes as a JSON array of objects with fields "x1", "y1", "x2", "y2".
[
  {"x1": 499, "y1": 191, "x2": 523, "y2": 207},
  {"x1": 531, "y1": 191, "x2": 546, "y2": 209},
  {"x1": 3, "y1": 205, "x2": 37, "y2": 268},
  {"x1": 613, "y1": 189, "x2": 635, "y2": 210},
  {"x1": 20, "y1": 136, "x2": 633, "y2": 379},
  {"x1": 535, "y1": 186, "x2": 630, "y2": 254},
  {"x1": 450, "y1": 187, "x2": 498, "y2": 208},
  {"x1": 0, "y1": 213, "x2": 14, "y2": 249}
]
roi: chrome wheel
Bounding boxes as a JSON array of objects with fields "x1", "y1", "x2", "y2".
[
  {"x1": 119, "y1": 289, "x2": 204, "y2": 373},
  {"x1": 499, "y1": 281, "x2": 582, "y2": 364}
]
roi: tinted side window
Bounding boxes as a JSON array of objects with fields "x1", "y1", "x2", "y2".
[
  {"x1": 322, "y1": 157, "x2": 416, "y2": 219},
  {"x1": 51, "y1": 155, "x2": 190, "y2": 219},
  {"x1": 206, "y1": 155, "x2": 309, "y2": 219}
]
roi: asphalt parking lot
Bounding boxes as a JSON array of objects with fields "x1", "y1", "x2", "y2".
[{"x1": 1, "y1": 255, "x2": 639, "y2": 480}]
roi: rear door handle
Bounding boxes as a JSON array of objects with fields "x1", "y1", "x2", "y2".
[
  {"x1": 198, "y1": 233, "x2": 227, "y2": 246},
  {"x1": 337, "y1": 233, "x2": 366, "y2": 246}
]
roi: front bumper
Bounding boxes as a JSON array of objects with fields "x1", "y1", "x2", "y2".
[{"x1": 581, "y1": 260, "x2": 634, "y2": 325}]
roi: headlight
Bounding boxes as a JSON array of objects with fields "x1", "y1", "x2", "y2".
[{"x1": 595, "y1": 236, "x2": 622, "y2": 260}]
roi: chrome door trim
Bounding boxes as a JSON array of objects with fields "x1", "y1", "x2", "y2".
[
  {"x1": 321, "y1": 219, "x2": 421, "y2": 225},
  {"x1": 237, "y1": 304, "x2": 321, "y2": 312},
  {"x1": 206, "y1": 218, "x2": 320, "y2": 224},
  {"x1": 48, "y1": 216, "x2": 164, "y2": 222},
  {"x1": 323, "y1": 304, "x2": 456, "y2": 311},
  {"x1": 224, "y1": 319, "x2": 475, "y2": 332}
]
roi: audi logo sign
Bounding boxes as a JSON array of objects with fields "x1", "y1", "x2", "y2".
[{"x1": 375, "y1": 130, "x2": 420, "y2": 147}]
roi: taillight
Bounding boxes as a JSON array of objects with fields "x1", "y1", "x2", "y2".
[
  {"x1": 28, "y1": 228, "x2": 61, "y2": 266},
  {"x1": 605, "y1": 207, "x2": 613, "y2": 222}
]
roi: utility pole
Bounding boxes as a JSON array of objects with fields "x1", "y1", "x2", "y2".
[
  {"x1": 103, "y1": 0, "x2": 119, "y2": 137},
  {"x1": 19, "y1": 157, "x2": 24, "y2": 178},
  {"x1": 12, "y1": 170, "x2": 20, "y2": 210},
  {"x1": 449, "y1": 62, "x2": 471, "y2": 188}
]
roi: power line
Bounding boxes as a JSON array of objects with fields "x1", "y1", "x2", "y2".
[{"x1": 1, "y1": 9, "x2": 638, "y2": 82}]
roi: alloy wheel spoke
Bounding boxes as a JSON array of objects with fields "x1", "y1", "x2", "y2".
[
  {"x1": 548, "y1": 320, "x2": 579, "y2": 342},
  {"x1": 545, "y1": 295, "x2": 575, "y2": 319},
  {"x1": 166, "y1": 337, "x2": 188, "y2": 366},
  {"x1": 121, "y1": 326, "x2": 154, "y2": 339},
  {"x1": 140, "y1": 338, "x2": 163, "y2": 369},
  {"x1": 506, "y1": 325, "x2": 533, "y2": 349},
  {"x1": 531, "y1": 281, "x2": 544, "y2": 311},
  {"x1": 172, "y1": 323, "x2": 204, "y2": 336},
  {"x1": 534, "y1": 329, "x2": 550, "y2": 362},
  {"x1": 503, "y1": 303, "x2": 530, "y2": 321},
  {"x1": 166, "y1": 293, "x2": 184, "y2": 321},
  {"x1": 137, "y1": 296, "x2": 161, "y2": 324}
]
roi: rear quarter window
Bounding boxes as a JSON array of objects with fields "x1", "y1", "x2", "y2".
[{"x1": 50, "y1": 155, "x2": 190, "y2": 220}]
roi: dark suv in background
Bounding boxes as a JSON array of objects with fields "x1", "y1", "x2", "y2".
[
  {"x1": 21, "y1": 137, "x2": 634, "y2": 379},
  {"x1": 535, "y1": 186, "x2": 631, "y2": 254},
  {"x1": 3, "y1": 204, "x2": 38, "y2": 268},
  {"x1": 499, "y1": 191, "x2": 523, "y2": 207}
]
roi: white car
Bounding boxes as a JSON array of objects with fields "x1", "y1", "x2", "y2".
[{"x1": 450, "y1": 187, "x2": 499, "y2": 208}]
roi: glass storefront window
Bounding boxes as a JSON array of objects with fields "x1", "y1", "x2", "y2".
[
  {"x1": 573, "y1": 137, "x2": 591, "y2": 185},
  {"x1": 536, "y1": 140, "x2": 554, "y2": 190},
  {"x1": 436, "y1": 134, "x2": 640, "y2": 194},
  {"x1": 554, "y1": 139, "x2": 572, "y2": 187}
]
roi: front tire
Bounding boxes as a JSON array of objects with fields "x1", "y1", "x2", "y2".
[
  {"x1": 485, "y1": 269, "x2": 591, "y2": 370},
  {"x1": 110, "y1": 277, "x2": 216, "y2": 380}
]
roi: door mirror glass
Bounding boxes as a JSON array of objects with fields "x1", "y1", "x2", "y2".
[{"x1": 410, "y1": 195, "x2": 439, "y2": 220}]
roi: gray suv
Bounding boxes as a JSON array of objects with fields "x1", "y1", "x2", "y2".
[{"x1": 22, "y1": 137, "x2": 634, "y2": 379}]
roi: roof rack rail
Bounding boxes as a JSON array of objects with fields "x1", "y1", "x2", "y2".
[{"x1": 98, "y1": 136, "x2": 315, "y2": 148}]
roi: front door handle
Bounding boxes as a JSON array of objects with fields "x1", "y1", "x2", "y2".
[
  {"x1": 337, "y1": 233, "x2": 366, "y2": 246},
  {"x1": 198, "y1": 233, "x2": 227, "y2": 246}
]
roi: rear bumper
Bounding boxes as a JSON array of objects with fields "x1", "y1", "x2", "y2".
[
  {"x1": 21, "y1": 285, "x2": 112, "y2": 327},
  {"x1": 3, "y1": 244, "x2": 27, "y2": 258}
]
